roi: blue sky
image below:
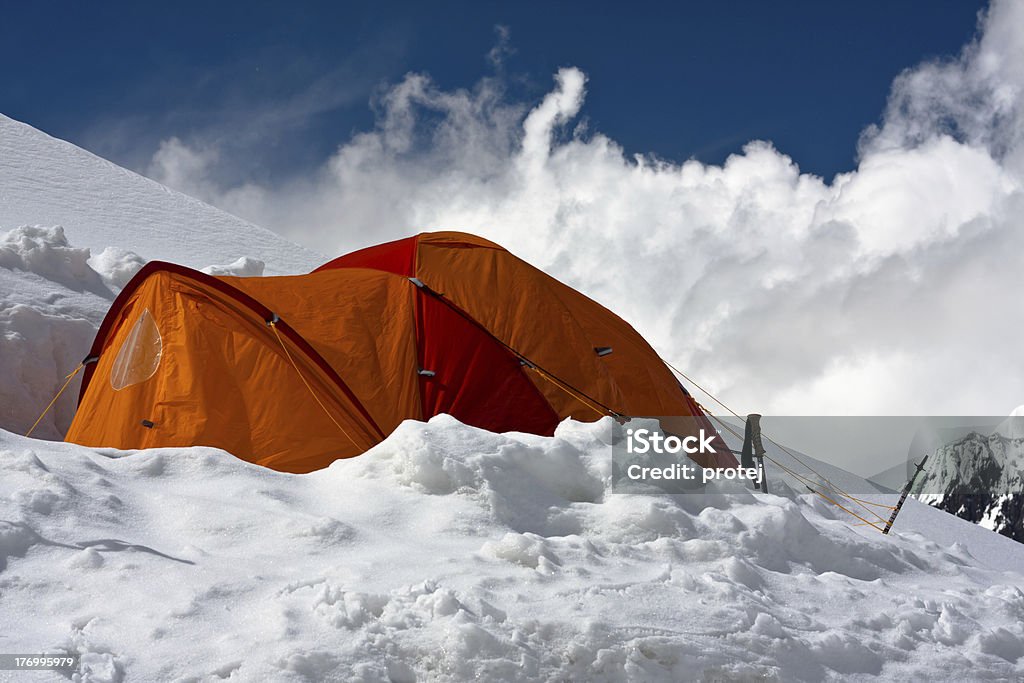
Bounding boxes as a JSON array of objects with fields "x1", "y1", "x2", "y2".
[{"x1": 1, "y1": 0, "x2": 985, "y2": 184}]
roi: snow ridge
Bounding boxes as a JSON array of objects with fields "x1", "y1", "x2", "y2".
[{"x1": 0, "y1": 114, "x2": 322, "y2": 275}]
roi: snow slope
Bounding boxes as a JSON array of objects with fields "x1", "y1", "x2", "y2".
[
  {"x1": 3, "y1": 115, "x2": 1024, "y2": 681},
  {"x1": 0, "y1": 114, "x2": 322, "y2": 275},
  {"x1": 2, "y1": 419, "x2": 1024, "y2": 682}
]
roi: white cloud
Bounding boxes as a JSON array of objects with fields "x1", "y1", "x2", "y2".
[
  {"x1": 147, "y1": 137, "x2": 220, "y2": 201},
  {"x1": 147, "y1": 1, "x2": 1024, "y2": 416}
]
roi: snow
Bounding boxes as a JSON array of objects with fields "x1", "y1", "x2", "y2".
[
  {"x1": 3, "y1": 114, "x2": 1024, "y2": 681},
  {"x1": 2, "y1": 418, "x2": 1024, "y2": 681},
  {"x1": 0, "y1": 226, "x2": 109, "y2": 296},
  {"x1": 0, "y1": 226, "x2": 108, "y2": 439},
  {"x1": 87, "y1": 247, "x2": 147, "y2": 290},
  {"x1": 0, "y1": 114, "x2": 322, "y2": 276},
  {"x1": 201, "y1": 257, "x2": 266, "y2": 277}
]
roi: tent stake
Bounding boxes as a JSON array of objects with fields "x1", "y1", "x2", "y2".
[{"x1": 883, "y1": 455, "x2": 929, "y2": 535}]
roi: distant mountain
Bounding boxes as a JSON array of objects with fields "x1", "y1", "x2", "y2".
[{"x1": 912, "y1": 430, "x2": 1024, "y2": 543}]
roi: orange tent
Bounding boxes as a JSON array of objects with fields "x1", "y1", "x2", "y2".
[{"x1": 65, "y1": 232, "x2": 737, "y2": 472}]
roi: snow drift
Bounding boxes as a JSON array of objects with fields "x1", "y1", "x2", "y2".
[
  {"x1": 2, "y1": 417, "x2": 1024, "y2": 682},
  {"x1": 0, "y1": 226, "x2": 112, "y2": 439}
]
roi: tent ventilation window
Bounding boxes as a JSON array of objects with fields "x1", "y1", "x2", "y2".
[{"x1": 110, "y1": 308, "x2": 163, "y2": 390}]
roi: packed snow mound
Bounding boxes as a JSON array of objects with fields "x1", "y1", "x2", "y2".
[
  {"x1": 2, "y1": 416, "x2": 1024, "y2": 681},
  {"x1": 0, "y1": 225, "x2": 110, "y2": 296},
  {"x1": 0, "y1": 303, "x2": 96, "y2": 439},
  {"x1": 87, "y1": 247, "x2": 147, "y2": 290},
  {"x1": 0, "y1": 225, "x2": 146, "y2": 297},
  {"x1": 0, "y1": 226, "x2": 113, "y2": 439},
  {"x1": 201, "y1": 256, "x2": 266, "y2": 277},
  {"x1": 0, "y1": 113, "x2": 322, "y2": 275}
]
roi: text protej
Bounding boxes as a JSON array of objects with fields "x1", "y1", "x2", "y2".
[{"x1": 625, "y1": 463, "x2": 763, "y2": 486}]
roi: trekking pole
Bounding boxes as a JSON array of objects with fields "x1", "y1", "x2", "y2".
[
  {"x1": 741, "y1": 414, "x2": 767, "y2": 492},
  {"x1": 882, "y1": 455, "x2": 928, "y2": 535}
]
